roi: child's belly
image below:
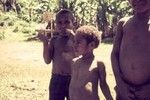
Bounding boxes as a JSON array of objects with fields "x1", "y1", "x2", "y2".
[
  {"x1": 119, "y1": 40, "x2": 150, "y2": 85},
  {"x1": 69, "y1": 81, "x2": 99, "y2": 100}
]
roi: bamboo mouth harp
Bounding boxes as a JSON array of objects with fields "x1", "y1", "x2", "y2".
[
  {"x1": 36, "y1": 29, "x2": 52, "y2": 33},
  {"x1": 148, "y1": 17, "x2": 150, "y2": 31}
]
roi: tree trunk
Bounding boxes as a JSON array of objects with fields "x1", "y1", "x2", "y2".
[{"x1": 1, "y1": 0, "x2": 16, "y2": 12}]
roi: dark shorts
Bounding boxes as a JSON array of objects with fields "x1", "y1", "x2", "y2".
[
  {"x1": 49, "y1": 74, "x2": 71, "y2": 100},
  {"x1": 115, "y1": 80, "x2": 150, "y2": 100}
]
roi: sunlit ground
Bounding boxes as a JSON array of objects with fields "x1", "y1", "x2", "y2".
[{"x1": 0, "y1": 38, "x2": 116, "y2": 100}]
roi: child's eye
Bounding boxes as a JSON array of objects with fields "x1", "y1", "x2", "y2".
[{"x1": 65, "y1": 20, "x2": 70, "y2": 24}]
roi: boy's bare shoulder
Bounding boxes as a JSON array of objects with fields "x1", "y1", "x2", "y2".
[
  {"x1": 118, "y1": 16, "x2": 132, "y2": 26},
  {"x1": 72, "y1": 56, "x2": 82, "y2": 63},
  {"x1": 115, "y1": 16, "x2": 132, "y2": 34}
]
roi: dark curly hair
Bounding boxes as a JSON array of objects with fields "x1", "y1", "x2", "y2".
[{"x1": 76, "y1": 25, "x2": 102, "y2": 48}]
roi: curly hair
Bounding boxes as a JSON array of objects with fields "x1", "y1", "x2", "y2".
[{"x1": 76, "y1": 25, "x2": 102, "y2": 48}]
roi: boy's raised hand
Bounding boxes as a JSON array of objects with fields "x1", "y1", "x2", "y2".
[
  {"x1": 66, "y1": 29, "x2": 75, "y2": 36},
  {"x1": 37, "y1": 32, "x2": 48, "y2": 43}
]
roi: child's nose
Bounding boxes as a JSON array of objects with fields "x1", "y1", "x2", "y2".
[
  {"x1": 60, "y1": 23, "x2": 66, "y2": 28},
  {"x1": 62, "y1": 24, "x2": 66, "y2": 28}
]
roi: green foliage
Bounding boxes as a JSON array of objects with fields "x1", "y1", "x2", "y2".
[
  {"x1": 0, "y1": 11, "x2": 17, "y2": 21},
  {"x1": 8, "y1": 21, "x2": 14, "y2": 26},
  {"x1": 21, "y1": 26, "x2": 36, "y2": 34},
  {"x1": 0, "y1": 0, "x2": 132, "y2": 40},
  {"x1": 13, "y1": 26, "x2": 19, "y2": 32},
  {"x1": 0, "y1": 31, "x2": 5, "y2": 40}
]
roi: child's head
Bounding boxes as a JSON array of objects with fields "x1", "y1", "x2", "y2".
[
  {"x1": 128, "y1": 0, "x2": 150, "y2": 13},
  {"x1": 55, "y1": 9, "x2": 74, "y2": 34},
  {"x1": 74, "y1": 25, "x2": 101, "y2": 55}
]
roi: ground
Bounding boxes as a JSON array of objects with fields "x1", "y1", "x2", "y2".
[{"x1": 0, "y1": 36, "x2": 116, "y2": 100}]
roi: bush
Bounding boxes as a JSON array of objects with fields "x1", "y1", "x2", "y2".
[
  {"x1": 13, "y1": 26, "x2": 19, "y2": 32},
  {"x1": 22, "y1": 27, "x2": 31, "y2": 34},
  {"x1": 8, "y1": 21, "x2": 14, "y2": 26},
  {"x1": 0, "y1": 31, "x2": 5, "y2": 40}
]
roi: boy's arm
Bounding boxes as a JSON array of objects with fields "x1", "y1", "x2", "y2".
[
  {"x1": 111, "y1": 18, "x2": 133, "y2": 99},
  {"x1": 43, "y1": 38, "x2": 54, "y2": 64},
  {"x1": 111, "y1": 19, "x2": 124, "y2": 84},
  {"x1": 98, "y1": 61, "x2": 113, "y2": 100},
  {"x1": 38, "y1": 33, "x2": 54, "y2": 64}
]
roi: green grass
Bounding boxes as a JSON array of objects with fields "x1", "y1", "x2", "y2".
[
  {"x1": 0, "y1": 11, "x2": 39, "y2": 41},
  {"x1": 0, "y1": 41, "x2": 116, "y2": 100},
  {"x1": 0, "y1": 11, "x2": 116, "y2": 99}
]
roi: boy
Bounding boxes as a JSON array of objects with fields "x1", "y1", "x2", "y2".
[
  {"x1": 38, "y1": 9, "x2": 75, "y2": 100},
  {"x1": 69, "y1": 25, "x2": 113, "y2": 100},
  {"x1": 111, "y1": 0, "x2": 150, "y2": 100}
]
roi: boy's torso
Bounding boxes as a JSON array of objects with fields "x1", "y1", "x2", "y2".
[
  {"x1": 52, "y1": 35, "x2": 74, "y2": 75},
  {"x1": 119, "y1": 16, "x2": 150, "y2": 85},
  {"x1": 69, "y1": 58, "x2": 100, "y2": 100}
]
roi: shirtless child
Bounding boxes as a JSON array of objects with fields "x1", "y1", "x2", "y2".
[
  {"x1": 69, "y1": 25, "x2": 113, "y2": 100},
  {"x1": 38, "y1": 9, "x2": 75, "y2": 100},
  {"x1": 111, "y1": 0, "x2": 150, "y2": 100}
]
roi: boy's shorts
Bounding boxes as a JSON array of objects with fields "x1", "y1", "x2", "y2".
[
  {"x1": 49, "y1": 74, "x2": 71, "y2": 100},
  {"x1": 115, "y1": 80, "x2": 150, "y2": 100}
]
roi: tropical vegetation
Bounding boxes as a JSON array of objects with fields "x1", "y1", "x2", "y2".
[{"x1": 0, "y1": 0, "x2": 132, "y2": 40}]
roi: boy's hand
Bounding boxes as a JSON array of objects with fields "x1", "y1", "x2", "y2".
[
  {"x1": 36, "y1": 29, "x2": 44, "y2": 33},
  {"x1": 66, "y1": 29, "x2": 75, "y2": 36},
  {"x1": 37, "y1": 33, "x2": 48, "y2": 43}
]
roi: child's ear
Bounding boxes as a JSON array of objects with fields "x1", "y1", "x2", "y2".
[
  {"x1": 89, "y1": 42, "x2": 96, "y2": 49},
  {"x1": 73, "y1": 21, "x2": 79, "y2": 29}
]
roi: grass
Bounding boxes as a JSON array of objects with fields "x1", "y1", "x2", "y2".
[
  {"x1": 0, "y1": 41, "x2": 50, "y2": 100},
  {"x1": 0, "y1": 39, "x2": 116, "y2": 100},
  {"x1": 0, "y1": 14, "x2": 116, "y2": 99}
]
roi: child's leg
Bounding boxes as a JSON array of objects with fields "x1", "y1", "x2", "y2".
[
  {"x1": 49, "y1": 75, "x2": 65, "y2": 100},
  {"x1": 49, "y1": 74, "x2": 71, "y2": 100}
]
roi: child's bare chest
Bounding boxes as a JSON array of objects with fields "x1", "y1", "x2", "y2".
[
  {"x1": 54, "y1": 36, "x2": 74, "y2": 52},
  {"x1": 122, "y1": 21, "x2": 150, "y2": 48},
  {"x1": 73, "y1": 62, "x2": 98, "y2": 83},
  {"x1": 119, "y1": 21, "x2": 150, "y2": 84}
]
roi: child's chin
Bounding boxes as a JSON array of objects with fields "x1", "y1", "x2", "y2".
[
  {"x1": 60, "y1": 31, "x2": 67, "y2": 35},
  {"x1": 75, "y1": 52, "x2": 81, "y2": 57}
]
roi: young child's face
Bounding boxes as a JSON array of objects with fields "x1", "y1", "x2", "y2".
[
  {"x1": 128, "y1": 0, "x2": 150, "y2": 13},
  {"x1": 56, "y1": 14, "x2": 74, "y2": 35},
  {"x1": 74, "y1": 35, "x2": 91, "y2": 56}
]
